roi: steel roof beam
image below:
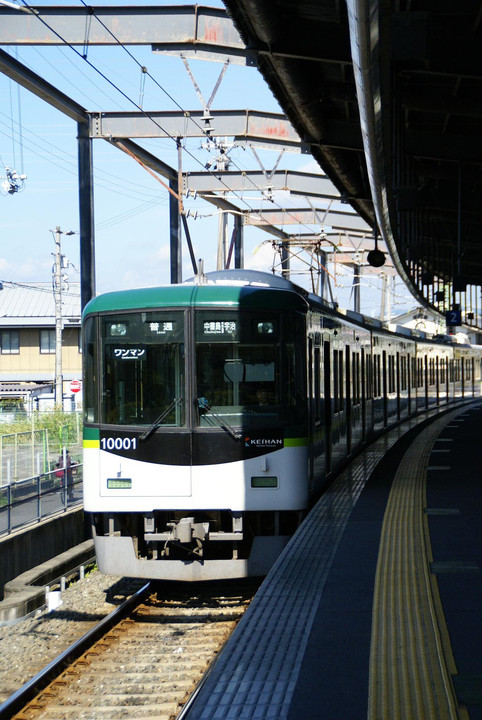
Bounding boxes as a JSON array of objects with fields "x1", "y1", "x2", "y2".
[
  {"x1": 185, "y1": 170, "x2": 344, "y2": 200},
  {"x1": 245, "y1": 209, "x2": 370, "y2": 232},
  {"x1": 0, "y1": 5, "x2": 245, "y2": 53},
  {"x1": 90, "y1": 110, "x2": 302, "y2": 150},
  {"x1": 0, "y1": 5, "x2": 350, "y2": 67}
]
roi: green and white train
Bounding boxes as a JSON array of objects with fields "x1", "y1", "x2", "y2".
[{"x1": 82, "y1": 270, "x2": 482, "y2": 580}]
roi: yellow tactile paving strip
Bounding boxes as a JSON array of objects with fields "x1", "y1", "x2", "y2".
[
  {"x1": 368, "y1": 408, "x2": 469, "y2": 720},
  {"x1": 184, "y1": 401, "x2": 479, "y2": 720}
]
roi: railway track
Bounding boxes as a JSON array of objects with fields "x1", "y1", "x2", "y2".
[{"x1": 0, "y1": 579, "x2": 259, "y2": 720}]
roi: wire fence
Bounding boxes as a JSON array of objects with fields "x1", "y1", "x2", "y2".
[
  {"x1": 0, "y1": 463, "x2": 83, "y2": 537},
  {"x1": 0, "y1": 412, "x2": 83, "y2": 534},
  {"x1": 0, "y1": 413, "x2": 82, "y2": 487}
]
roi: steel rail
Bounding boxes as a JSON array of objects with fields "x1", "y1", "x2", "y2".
[{"x1": 0, "y1": 582, "x2": 151, "y2": 720}]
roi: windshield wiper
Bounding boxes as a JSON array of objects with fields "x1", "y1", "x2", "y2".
[
  {"x1": 139, "y1": 398, "x2": 182, "y2": 442},
  {"x1": 197, "y1": 397, "x2": 241, "y2": 441}
]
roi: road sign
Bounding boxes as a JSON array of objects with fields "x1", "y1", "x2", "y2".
[{"x1": 70, "y1": 380, "x2": 82, "y2": 394}]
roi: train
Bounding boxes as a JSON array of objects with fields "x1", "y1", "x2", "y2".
[{"x1": 82, "y1": 269, "x2": 482, "y2": 581}]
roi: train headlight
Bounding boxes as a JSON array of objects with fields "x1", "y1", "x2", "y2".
[
  {"x1": 257, "y1": 322, "x2": 274, "y2": 334},
  {"x1": 109, "y1": 323, "x2": 127, "y2": 336}
]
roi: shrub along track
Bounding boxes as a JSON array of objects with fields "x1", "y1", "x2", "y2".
[{"x1": 0, "y1": 579, "x2": 260, "y2": 720}]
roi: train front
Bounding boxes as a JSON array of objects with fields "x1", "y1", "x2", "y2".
[{"x1": 82, "y1": 274, "x2": 309, "y2": 580}]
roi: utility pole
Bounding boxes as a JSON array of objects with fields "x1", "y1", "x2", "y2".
[
  {"x1": 53, "y1": 227, "x2": 63, "y2": 408},
  {"x1": 380, "y1": 274, "x2": 393, "y2": 322},
  {"x1": 217, "y1": 207, "x2": 228, "y2": 270}
]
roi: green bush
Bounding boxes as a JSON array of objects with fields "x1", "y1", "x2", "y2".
[{"x1": 0, "y1": 409, "x2": 81, "y2": 452}]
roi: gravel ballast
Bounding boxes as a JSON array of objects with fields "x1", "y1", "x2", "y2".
[{"x1": 0, "y1": 570, "x2": 146, "y2": 704}]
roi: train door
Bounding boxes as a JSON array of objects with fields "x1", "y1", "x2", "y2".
[
  {"x1": 407, "y1": 352, "x2": 412, "y2": 415},
  {"x1": 308, "y1": 338, "x2": 315, "y2": 482},
  {"x1": 424, "y1": 354, "x2": 429, "y2": 408},
  {"x1": 345, "y1": 345, "x2": 352, "y2": 455},
  {"x1": 445, "y1": 358, "x2": 453, "y2": 402},
  {"x1": 435, "y1": 355, "x2": 440, "y2": 405},
  {"x1": 323, "y1": 340, "x2": 332, "y2": 474},
  {"x1": 361, "y1": 348, "x2": 367, "y2": 440},
  {"x1": 396, "y1": 351, "x2": 401, "y2": 420},
  {"x1": 312, "y1": 344, "x2": 324, "y2": 486},
  {"x1": 382, "y1": 350, "x2": 388, "y2": 427},
  {"x1": 365, "y1": 349, "x2": 374, "y2": 433}
]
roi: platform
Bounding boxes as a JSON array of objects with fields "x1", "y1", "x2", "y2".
[{"x1": 182, "y1": 400, "x2": 482, "y2": 720}]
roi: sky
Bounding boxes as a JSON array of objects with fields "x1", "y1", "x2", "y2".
[{"x1": 0, "y1": 0, "x2": 416, "y2": 318}]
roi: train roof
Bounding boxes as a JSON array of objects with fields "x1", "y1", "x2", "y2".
[
  {"x1": 82, "y1": 270, "x2": 310, "y2": 316},
  {"x1": 82, "y1": 270, "x2": 477, "y2": 349}
]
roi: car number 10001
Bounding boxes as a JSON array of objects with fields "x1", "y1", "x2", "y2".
[{"x1": 101, "y1": 437, "x2": 137, "y2": 451}]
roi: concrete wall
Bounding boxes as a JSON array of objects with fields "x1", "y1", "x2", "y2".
[{"x1": 0, "y1": 507, "x2": 91, "y2": 600}]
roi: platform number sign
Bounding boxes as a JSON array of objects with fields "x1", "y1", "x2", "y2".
[{"x1": 446, "y1": 310, "x2": 462, "y2": 326}]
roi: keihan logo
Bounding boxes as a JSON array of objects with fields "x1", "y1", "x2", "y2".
[{"x1": 245, "y1": 436, "x2": 284, "y2": 448}]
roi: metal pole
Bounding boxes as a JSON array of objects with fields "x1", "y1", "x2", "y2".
[
  {"x1": 234, "y1": 214, "x2": 244, "y2": 268},
  {"x1": 380, "y1": 274, "x2": 387, "y2": 321},
  {"x1": 78, "y1": 121, "x2": 95, "y2": 310},
  {"x1": 353, "y1": 264, "x2": 361, "y2": 314},
  {"x1": 169, "y1": 179, "x2": 181, "y2": 284},
  {"x1": 53, "y1": 227, "x2": 63, "y2": 408},
  {"x1": 181, "y1": 214, "x2": 198, "y2": 276},
  {"x1": 280, "y1": 243, "x2": 290, "y2": 279},
  {"x1": 217, "y1": 208, "x2": 228, "y2": 270}
]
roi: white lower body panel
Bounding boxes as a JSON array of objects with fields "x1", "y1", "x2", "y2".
[
  {"x1": 94, "y1": 534, "x2": 291, "y2": 581},
  {"x1": 84, "y1": 445, "x2": 309, "y2": 512}
]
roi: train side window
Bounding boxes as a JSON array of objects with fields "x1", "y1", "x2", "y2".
[
  {"x1": 345, "y1": 345, "x2": 351, "y2": 408},
  {"x1": 333, "y1": 348, "x2": 344, "y2": 412},
  {"x1": 352, "y1": 351, "x2": 360, "y2": 406},
  {"x1": 365, "y1": 353, "x2": 373, "y2": 399},
  {"x1": 388, "y1": 355, "x2": 395, "y2": 394},
  {"x1": 400, "y1": 354, "x2": 407, "y2": 392},
  {"x1": 314, "y1": 346, "x2": 321, "y2": 422},
  {"x1": 83, "y1": 316, "x2": 98, "y2": 424},
  {"x1": 333, "y1": 349, "x2": 339, "y2": 412},
  {"x1": 454, "y1": 359, "x2": 460, "y2": 382},
  {"x1": 339, "y1": 350, "x2": 344, "y2": 407},
  {"x1": 373, "y1": 354, "x2": 381, "y2": 398},
  {"x1": 418, "y1": 357, "x2": 424, "y2": 388}
]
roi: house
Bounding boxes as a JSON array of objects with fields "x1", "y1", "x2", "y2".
[
  {"x1": 390, "y1": 306, "x2": 481, "y2": 345},
  {"x1": 0, "y1": 282, "x2": 82, "y2": 414}
]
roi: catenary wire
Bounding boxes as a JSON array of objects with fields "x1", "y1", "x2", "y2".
[
  {"x1": 10, "y1": 0, "x2": 399, "y2": 308},
  {"x1": 18, "y1": 0, "x2": 332, "y2": 239}
]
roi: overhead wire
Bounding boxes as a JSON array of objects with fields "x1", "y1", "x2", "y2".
[
  {"x1": 11, "y1": 0, "x2": 392, "y2": 303},
  {"x1": 0, "y1": 279, "x2": 81, "y2": 299},
  {"x1": 15, "y1": 1, "x2": 255, "y2": 208},
  {"x1": 0, "y1": 121, "x2": 167, "y2": 232},
  {"x1": 18, "y1": 0, "x2": 334, "y2": 239},
  {"x1": 0, "y1": 109, "x2": 168, "y2": 202},
  {"x1": 29, "y1": 44, "x2": 126, "y2": 111}
]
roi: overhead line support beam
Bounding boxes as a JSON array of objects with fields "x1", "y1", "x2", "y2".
[{"x1": 90, "y1": 110, "x2": 303, "y2": 150}]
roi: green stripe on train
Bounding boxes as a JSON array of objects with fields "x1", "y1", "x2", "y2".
[
  {"x1": 83, "y1": 427, "x2": 100, "y2": 447},
  {"x1": 284, "y1": 437, "x2": 308, "y2": 447}
]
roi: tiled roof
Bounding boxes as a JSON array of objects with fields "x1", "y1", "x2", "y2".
[{"x1": 0, "y1": 283, "x2": 80, "y2": 327}]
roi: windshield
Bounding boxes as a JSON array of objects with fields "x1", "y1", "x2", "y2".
[
  {"x1": 195, "y1": 310, "x2": 304, "y2": 429},
  {"x1": 100, "y1": 312, "x2": 185, "y2": 426}
]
